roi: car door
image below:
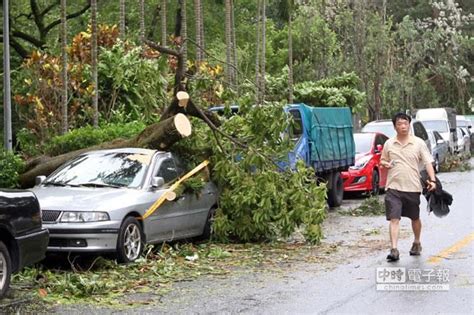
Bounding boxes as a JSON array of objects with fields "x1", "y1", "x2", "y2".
[
  {"x1": 413, "y1": 121, "x2": 431, "y2": 153},
  {"x1": 374, "y1": 134, "x2": 388, "y2": 187},
  {"x1": 433, "y1": 131, "x2": 448, "y2": 163},
  {"x1": 144, "y1": 157, "x2": 190, "y2": 243},
  {"x1": 172, "y1": 156, "x2": 217, "y2": 237}
]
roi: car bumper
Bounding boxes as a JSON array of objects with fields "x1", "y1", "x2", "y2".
[
  {"x1": 15, "y1": 228, "x2": 49, "y2": 272},
  {"x1": 44, "y1": 221, "x2": 121, "y2": 253},
  {"x1": 342, "y1": 169, "x2": 370, "y2": 192}
]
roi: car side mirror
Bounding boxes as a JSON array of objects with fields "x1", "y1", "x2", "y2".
[
  {"x1": 35, "y1": 176, "x2": 46, "y2": 186},
  {"x1": 375, "y1": 144, "x2": 383, "y2": 153},
  {"x1": 151, "y1": 177, "x2": 165, "y2": 188},
  {"x1": 436, "y1": 139, "x2": 445, "y2": 144}
]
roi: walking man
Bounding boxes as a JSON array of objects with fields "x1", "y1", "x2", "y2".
[{"x1": 380, "y1": 112, "x2": 436, "y2": 261}]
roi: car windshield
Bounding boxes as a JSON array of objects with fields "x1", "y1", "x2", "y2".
[
  {"x1": 361, "y1": 123, "x2": 396, "y2": 138},
  {"x1": 457, "y1": 120, "x2": 469, "y2": 127},
  {"x1": 354, "y1": 134, "x2": 373, "y2": 154},
  {"x1": 420, "y1": 120, "x2": 448, "y2": 132},
  {"x1": 45, "y1": 151, "x2": 153, "y2": 188}
]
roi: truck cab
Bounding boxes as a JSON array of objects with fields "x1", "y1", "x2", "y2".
[{"x1": 415, "y1": 108, "x2": 457, "y2": 153}]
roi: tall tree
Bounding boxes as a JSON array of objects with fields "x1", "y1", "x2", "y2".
[
  {"x1": 255, "y1": 0, "x2": 261, "y2": 103},
  {"x1": 139, "y1": 0, "x2": 145, "y2": 47},
  {"x1": 260, "y1": 0, "x2": 266, "y2": 103},
  {"x1": 287, "y1": 0, "x2": 294, "y2": 104},
  {"x1": 180, "y1": 0, "x2": 188, "y2": 68},
  {"x1": 194, "y1": 0, "x2": 203, "y2": 64},
  {"x1": 230, "y1": 0, "x2": 237, "y2": 86},
  {"x1": 119, "y1": 0, "x2": 126, "y2": 39},
  {"x1": 60, "y1": 0, "x2": 68, "y2": 134},
  {"x1": 161, "y1": 0, "x2": 167, "y2": 45},
  {"x1": 225, "y1": 0, "x2": 233, "y2": 88},
  {"x1": 91, "y1": 0, "x2": 99, "y2": 127}
]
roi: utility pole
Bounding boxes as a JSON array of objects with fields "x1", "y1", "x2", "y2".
[{"x1": 3, "y1": 0, "x2": 12, "y2": 151}]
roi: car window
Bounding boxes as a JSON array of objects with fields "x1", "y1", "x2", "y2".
[
  {"x1": 289, "y1": 109, "x2": 303, "y2": 140},
  {"x1": 433, "y1": 131, "x2": 443, "y2": 141},
  {"x1": 361, "y1": 123, "x2": 396, "y2": 138},
  {"x1": 427, "y1": 131, "x2": 436, "y2": 147},
  {"x1": 156, "y1": 159, "x2": 178, "y2": 184},
  {"x1": 353, "y1": 134, "x2": 373, "y2": 153},
  {"x1": 375, "y1": 135, "x2": 387, "y2": 147},
  {"x1": 413, "y1": 122, "x2": 428, "y2": 140},
  {"x1": 420, "y1": 120, "x2": 449, "y2": 132}
]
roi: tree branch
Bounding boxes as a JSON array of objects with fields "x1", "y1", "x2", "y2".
[
  {"x1": 11, "y1": 29, "x2": 45, "y2": 48},
  {"x1": 41, "y1": 0, "x2": 61, "y2": 17},
  {"x1": 43, "y1": 2, "x2": 91, "y2": 35}
]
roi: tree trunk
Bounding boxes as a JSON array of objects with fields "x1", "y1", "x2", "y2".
[
  {"x1": 180, "y1": 0, "x2": 188, "y2": 68},
  {"x1": 194, "y1": 0, "x2": 202, "y2": 65},
  {"x1": 91, "y1": 0, "x2": 99, "y2": 127},
  {"x1": 225, "y1": 0, "x2": 233, "y2": 88},
  {"x1": 260, "y1": 0, "x2": 266, "y2": 103},
  {"x1": 139, "y1": 0, "x2": 145, "y2": 48},
  {"x1": 60, "y1": 0, "x2": 68, "y2": 134},
  {"x1": 19, "y1": 113, "x2": 193, "y2": 188},
  {"x1": 119, "y1": 0, "x2": 126, "y2": 39},
  {"x1": 230, "y1": 0, "x2": 237, "y2": 87},
  {"x1": 161, "y1": 0, "x2": 167, "y2": 45},
  {"x1": 255, "y1": 0, "x2": 261, "y2": 104},
  {"x1": 288, "y1": 8, "x2": 294, "y2": 104}
]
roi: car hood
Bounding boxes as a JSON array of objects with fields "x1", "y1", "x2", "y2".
[{"x1": 31, "y1": 186, "x2": 157, "y2": 211}]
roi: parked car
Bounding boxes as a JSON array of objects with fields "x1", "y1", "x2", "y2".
[
  {"x1": 415, "y1": 108, "x2": 457, "y2": 153},
  {"x1": 456, "y1": 127, "x2": 470, "y2": 155},
  {"x1": 342, "y1": 132, "x2": 388, "y2": 195},
  {"x1": 457, "y1": 115, "x2": 474, "y2": 152},
  {"x1": 361, "y1": 119, "x2": 432, "y2": 154},
  {"x1": 31, "y1": 148, "x2": 218, "y2": 263},
  {"x1": 0, "y1": 190, "x2": 49, "y2": 298},
  {"x1": 427, "y1": 130, "x2": 449, "y2": 173}
]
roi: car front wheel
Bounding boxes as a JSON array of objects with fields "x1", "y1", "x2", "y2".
[
  {"x1": 116, "y1": 217, "x2": 144, "y2": 263},
  {"x1": 0, "y1": 241, "x2": 12, "y2": 298},
  {"x1": 370, "y1": 170, "x2": 380, "y2": 195}
]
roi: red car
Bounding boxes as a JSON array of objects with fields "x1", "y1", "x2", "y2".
[{"x1": 342, "y1": 132, "x2": 388, "y2": 195}]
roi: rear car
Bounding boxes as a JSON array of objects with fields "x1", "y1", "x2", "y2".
[
  {"x1": 0, "y1": 190, "x2": 49, "y2": 298},
  {"x1": 361, "y1": 119, "x2": 432, "y2": 154},
  {"x1": 427, "y1": 130, "x2": 449, "y2": 172},
  {"x1": 342, "y1": 132, "x2": 388, "y2": 195}
]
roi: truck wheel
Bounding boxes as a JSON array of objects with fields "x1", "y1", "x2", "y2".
[
  {"x1": 116, "y1": 217, "x2": 144, "y2": 263},
  {"x1": 0, "y1": 241, "x2": 12, "y2": 298},
  {"x1": 327, "y1": 172, "x2": 343, "y2": 207}
]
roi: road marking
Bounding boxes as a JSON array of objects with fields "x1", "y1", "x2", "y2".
[{"x1": 427, "y1": 232, "x2": 474, "y2": 264}]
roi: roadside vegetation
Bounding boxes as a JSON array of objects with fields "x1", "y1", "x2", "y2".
[{"x1": 0, "y1": 0, "x2": 472, "y2": 308}]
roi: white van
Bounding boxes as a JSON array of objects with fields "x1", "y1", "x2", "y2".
[{"x1": 415, "y1": 108, "x2": 457, "y2": 153}]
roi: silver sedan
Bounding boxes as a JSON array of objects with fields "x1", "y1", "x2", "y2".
[{"x1": 31, "y1": 148, "x2": 218, "y2": 263}]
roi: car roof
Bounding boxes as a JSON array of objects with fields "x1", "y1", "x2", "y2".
[{"x1": 83, "y1": 148, "x2": 163, "y2": 156}]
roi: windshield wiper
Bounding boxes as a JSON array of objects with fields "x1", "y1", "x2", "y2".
[
  {"x1": 77, "y1": 182, "x2": 124, "y2": 188},
  {"x1": 43, "y1": 181, "x2": 78, "y2": 187}
]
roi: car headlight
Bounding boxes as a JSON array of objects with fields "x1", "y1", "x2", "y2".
[
  {"x1": 349, "y1": 155, "x2": 372, "y2": 170},
  {"x1": 60, "y1": 211, "x2": 110, "y2": 223}
]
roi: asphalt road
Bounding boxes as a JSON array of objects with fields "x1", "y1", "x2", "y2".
[
  {"x1": 13, "y1": 160, "x2": 472, "y2": 315},
  {"x1": 143, "y1": 161, "x2": 473, "y2": 315}
]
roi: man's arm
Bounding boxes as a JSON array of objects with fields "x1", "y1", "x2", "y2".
[{"x1": 420, "y1": 140, "x2": 436, "y2": 191}]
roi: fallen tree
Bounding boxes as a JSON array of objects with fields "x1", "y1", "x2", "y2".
[{"x1": 19, "y1": 108, "x2": 194, "y2": 188}]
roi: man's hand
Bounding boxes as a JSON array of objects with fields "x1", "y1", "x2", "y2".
[
  {"x1": 426, "y1": 180, "x2": 436, "y2": 192},
  {"x1": 381, "y1": 160, "x2": 396, "y2": 169}
]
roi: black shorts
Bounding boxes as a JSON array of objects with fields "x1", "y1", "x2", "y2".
[{"x1": 385, "y1": 189, "x2": 421, "y2": 221}]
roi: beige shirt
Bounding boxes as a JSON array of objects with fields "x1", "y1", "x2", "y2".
[{"x1": 381, "y1": 135, "x2": 434, "y2": 192}]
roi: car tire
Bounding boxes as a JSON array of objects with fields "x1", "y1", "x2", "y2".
[
  {"x1": 0, "y1": 241, "x2": 12, "y2": 298},
  {"x1": 116, "y1": 217, "x2": 144, "y2": 263},
  {"x1": 434, "y1": 155, "x2": 440, "y2": 173},
  {"x1": 199, "y1": 207, "x2": 217, "y2": 241},
  {"x1": 327, "y1": 172, "x2": 343, "y2": 208},
  {"x1": 370, "y1": 170, "x2": 380, "y2": 196}
]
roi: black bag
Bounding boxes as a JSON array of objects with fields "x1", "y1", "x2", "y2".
[{"x1": 420, "y1": 170, "x2": 453, "y2": 218}]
